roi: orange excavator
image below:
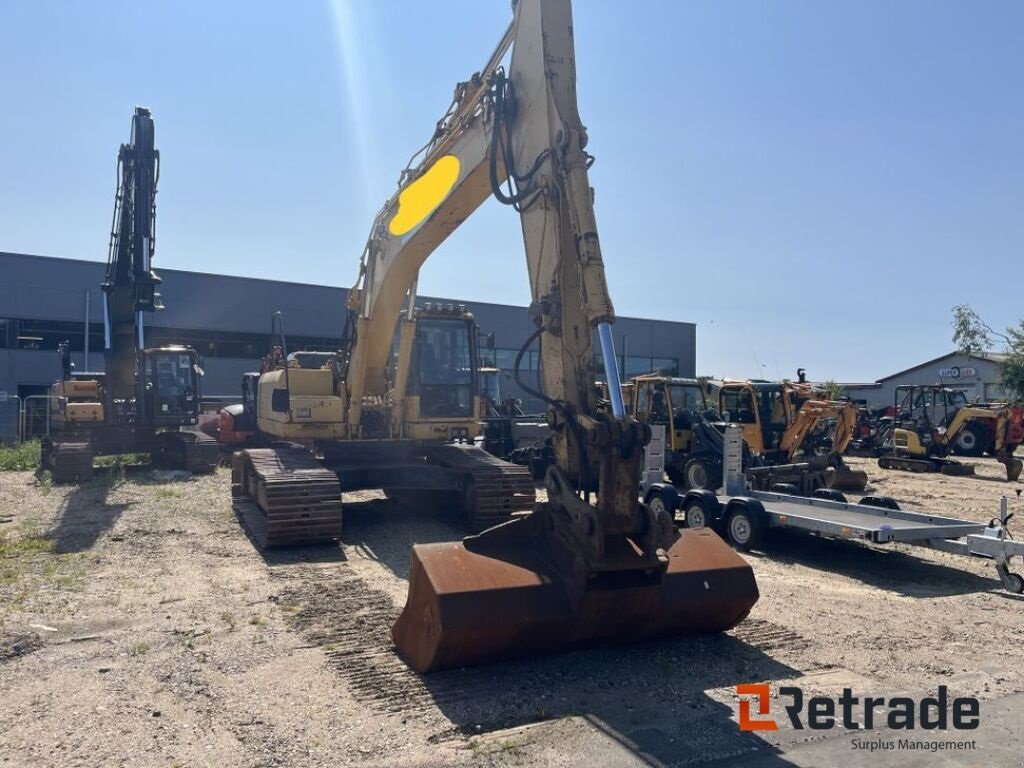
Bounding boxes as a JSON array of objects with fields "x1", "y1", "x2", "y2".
[{"x1": 380, "y1": 0, "x2": 758, "y2": 671}]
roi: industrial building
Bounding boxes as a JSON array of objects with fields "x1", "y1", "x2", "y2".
[
  {"x1": 0, "y1": 251, "x2": 697, "y2": 442},
  {"x1": 843, "y1": 351, "x2": 1009, "y2": 409}
]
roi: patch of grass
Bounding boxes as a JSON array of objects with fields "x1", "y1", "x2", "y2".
[
  {"x1": 154, "y1": 487, "x2": 181, "y2": 499},
  {"x1": 94, "y1": 452, "x2": 148, "y2": 468},
  {"x1": 0, "y1": 527, "x2": 56, "y2": 561},
  {"x1": 0, "y1": 440, "x2": 41, "y2": 471},
  {"x1": 220, "y1": 611, "x2": 237, "y2": 632},
  {"x1": 248, "y1": 614, "x2": 266, "y2": 627},
  {"x1": 35, "y1": 472, "x2": 53, "y2": 494},
  {"x1": 129, "y1": 642, "x2": 150, "y2": 657}
]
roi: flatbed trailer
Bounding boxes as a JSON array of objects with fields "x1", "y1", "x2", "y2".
[
  {"x1": 671, "y1": 489, "x2": 1024, "y2": 594},
  {"x1": 641, "y1": 424, "x2": 1024, "y2": 594}
]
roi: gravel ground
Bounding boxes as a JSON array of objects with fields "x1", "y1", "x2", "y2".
[{"x1": 0, "y1": 455, "x2": 1022, "y2": 767}]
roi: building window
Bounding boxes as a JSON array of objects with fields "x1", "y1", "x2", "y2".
[{"x1": 9, "y1": 319, "x2": 103, "y2": 352}]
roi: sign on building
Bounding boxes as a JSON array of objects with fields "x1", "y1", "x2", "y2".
[{"x1": 938, "y1": 366, "x2": 977, "y2": 379}]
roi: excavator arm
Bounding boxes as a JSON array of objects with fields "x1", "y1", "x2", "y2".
[
  {"x1": 779, "y1": 400, "x2": 857, "y2": 461},
  {"x1": 347, "y1": 0, "x2": 616, "y2": 466},
  {"x1": 102, "y1": 107, "x2": 162, "y2": 408},
  {"x1": 388, "y1": 0, "x2": 758, "y2": 673}
]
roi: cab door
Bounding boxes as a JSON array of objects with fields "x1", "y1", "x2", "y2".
[{"x1": 719, "y1": 386, "x2": 763, "y2": 452}]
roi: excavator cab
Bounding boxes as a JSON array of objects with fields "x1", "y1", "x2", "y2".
[
  {"x1": 408, "y1": 308, "x2": 477, "y2": 420},
  {"x1": 139, "y1": 347, "x2": 203, "y2": 427}
]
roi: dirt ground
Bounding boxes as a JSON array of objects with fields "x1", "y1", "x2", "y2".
[{"x1": 1, "y1": 455, "x2": 1023, "y2": 767}]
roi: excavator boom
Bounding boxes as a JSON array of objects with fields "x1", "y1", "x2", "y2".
[{"x1": 389, "y1": 0, "x2": 758, "y2": 673}]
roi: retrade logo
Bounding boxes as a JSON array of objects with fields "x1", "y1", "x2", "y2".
[
  {"x1": 737, "y1": 684, "x2": 778, "y2": 731},
  {"x1": 735, "y1": 685, "x2": 980, "y2": 732}
]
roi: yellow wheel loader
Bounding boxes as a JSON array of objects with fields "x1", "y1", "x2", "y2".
[
  {"x1": 878, "y1": 385, "x2": 1023, "y2": 481},
  {"x1": 238, "y1": 0, "x2": 760, "y2": 672}
]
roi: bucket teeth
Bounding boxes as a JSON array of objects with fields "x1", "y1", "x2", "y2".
[{"x1": 391, "y1": 526, "x2": 758, "y2": 673}]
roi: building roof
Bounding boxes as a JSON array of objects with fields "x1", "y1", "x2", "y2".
[{"x1": 877, "y1": 350, "x2": 1006, "y2": 383}]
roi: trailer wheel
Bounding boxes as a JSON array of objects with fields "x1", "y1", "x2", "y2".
[
  {"x1": 771, "y1": 483, "x2": 801, "y2": 496},
  {"x1": 681, "y1": 490, "x2": 721, "y2": 532},
  {"x1": 1006, "y1": 572, "x2": 1024, "y2": 595},
  {"x1": 859, "y1": 495, "x2": 900, "y2": 511},
  {"x1": 644, "y1": 485, "x2": 680, "y2": 522},
  {"x1": 683, "y1": 499, "x2": 710, "y2": 529},
  {"x1": 813, "y1": 488, "x2": 848, "y2": 503},
  {"x1": 725, "y1": 504, "x2": 765, "y2": 551}
]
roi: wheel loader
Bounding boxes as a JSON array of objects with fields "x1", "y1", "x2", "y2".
[
  {"x1": 878, "y1": 384, "x2": 1023, "y2": 481},
  {"x1": 236, "y1": 0, "x2": 759, "y2": 672},
  {"x1": 41, "y1": 107, "x2": 217, "y2": 482}
]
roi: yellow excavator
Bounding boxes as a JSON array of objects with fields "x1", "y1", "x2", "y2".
[
  {"x1": 236, "y1": 0, "x2": 759, "y2": 672},
  {"x1": 878, "y1": 385, "x2": 1024, "y2": 481},
  {"x1": 714, "y1": 378, "x2": 867, "y2": 491},
  {"x1": 629, "y1": 375, "x2": 866, "y2": 492}
]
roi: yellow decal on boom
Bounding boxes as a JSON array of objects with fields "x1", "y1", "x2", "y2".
[{"x1": 388, "y1": 155, "x2": 460, "y2": 236}]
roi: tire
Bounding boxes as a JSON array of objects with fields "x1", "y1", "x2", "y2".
[
  {"x1": 952, "y1": 422, "x2": 987, "y2": 457},
  {"x1": 683, "y1": 499, "x2": 709, "y2": 529},
  {"x1": 771, "y1": 483, "x2": 801, "y2": 496},
  {"x1": 813, "y1": 488, "x2": 848, "y2": 503},
  {"x1": 859, "y1": 495, "x2": 900, "y2": 511},
  {"x1": 725, "y1": 505, "x2": 764, "y2": 552},
  {"x1": 1005, "y1": 572, "x2": 1024, "y2": 595},
  {"x1": 684, "y1": 457, "x2": 721, "y2": 491},
  {"x1": 645, "y1": 488, "x2": 678, "y2": 522}
]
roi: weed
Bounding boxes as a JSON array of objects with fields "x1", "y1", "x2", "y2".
[
  {"x1": 0, "y1": 440, "x2": 41, "y2": 471},
  {"x1": 130, "y1": 642, "x2": 150, "y2": 657},
  {"x1": 220, "y1": 611, "x2": 237, "y2": 632},
  {"x1": 248, "y1": 614, "x2": 266, "y2": 627}
]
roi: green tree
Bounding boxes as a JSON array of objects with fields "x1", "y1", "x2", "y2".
[
  {"x1": 1001, "y1": 321, "x2": 1024, "y2": 403},
  {"x1": 950, "y1": 305, "x2": 1024, "y2": 403},
  {"x1": 822, "y1": 379, "x2": 845, "y2": 401},
  {"x1": 951, "y1": 304, "x2": 992, "y2": 357}
]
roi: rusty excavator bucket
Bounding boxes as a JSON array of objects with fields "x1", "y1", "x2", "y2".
[{"x1": 391, "y1": 506, "x2": 759, "y2": 673}]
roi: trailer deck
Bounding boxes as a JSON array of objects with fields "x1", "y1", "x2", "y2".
[
  {"x1": 730, "y1": 491, "x2": 983, "y2": 543},
  {"x1": 714, "y1": 490, "x2": 1024, "y2": 593}
]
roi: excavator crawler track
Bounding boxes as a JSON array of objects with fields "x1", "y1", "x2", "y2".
[
  {"x1": 422, "y1": 443, "x2": 536, "y2": 532},
  {"x1": 153, "y1": 431, "x2": 219, "y2": 474},
  {"x1": 232, "y1": 447, "x2": 342, "y2": 549},
  {"x1": 878, "y1": 455, "x2": 975, "y2": 477},
  {"x1": 41, "y1": 439, "x2": 94, "y2": 484}
]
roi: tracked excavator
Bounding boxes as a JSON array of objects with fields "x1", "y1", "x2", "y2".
[
  {"x1": 41, "y1": 107, "x2": 217, "y2": 482},
  {"x1": 292, "y1": 0, "x2": 757, "y2": 673},
  {"x1": 713, "y1": 378, "x2": 868, "y2": 492},
  {"x1": 878, "y1": 385, "x2": 1023, "y2": 481}
]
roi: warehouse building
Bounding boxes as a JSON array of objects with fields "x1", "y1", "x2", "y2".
[
  {"x1": 843, "y1": 351, "x2": 1009, "y2": 410},
  {"x1": 0, "y1": 252, "x2": 697, "y2": 442}
]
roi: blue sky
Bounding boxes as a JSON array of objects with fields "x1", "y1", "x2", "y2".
[{"x1": 1, "y1": 1, "x2": 1022, "y2": 382}]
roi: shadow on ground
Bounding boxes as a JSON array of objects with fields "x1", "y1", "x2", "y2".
[
  {"x1": 274, "y1": 498, "x2": 803, "y2": 766},
  {"x1": 44, "y1": 463, "x2": 211, "y2": 553},
  {"x1": 750, "y1": 529, "x2": 1002, "y2": 597}
]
